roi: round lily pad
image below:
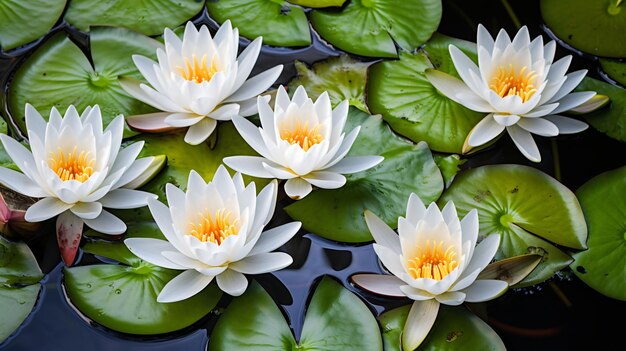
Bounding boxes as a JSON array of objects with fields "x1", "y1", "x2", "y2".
[
  {"x1": 367, "y1": 34, "x2": 484, "y2": 153},
  {"x1": 209, "y1": 277, "x2": 382, "y2": 350},
  {"x1": 289, "y1": 54, "x2": 371, "y2": 113},
  {"x1": 8, "y1": 26, "x2": 161, "y2": 137},
  {"x1": 285, "y1": 108, "x2": 444, "y2": 243},
  {"x1": 288, "y1": 0, "x2": 346, "y2": 7},
  {"x1": 64, "y1": 0, "x2": 203, "y2": 36},
  {"x1": 380, "y1": 304, "x2": 506, "y2": 351},
  {"x1": 576, "y1": 77, "x2": 626, "y2": 142},
  {"x1": 541, "y1": 0, "x2": 626, "y2": 58},
  {"x1": 206, "y1": 0, "x2": 311, "y2": 47},
  {"x1": 438, "y1": 164, "x2": 587, "y2": 287},
  {"x1": 64, "y1": 224, "x2": 222, "y2": 335},
  {"x1": 135, "y1": 121, "x2": 270, "y2": 200},
  {"x1": 0, "y1": 236, "x2": 43, "y2": 343},
  {"x1": 310, "y1": 0, "x2": 442, "y2": 57},
  {"x1": 572, "y1": 166, "x2": 626, "y2": 301},
  {"x1": 600, "y1": 59, "x2": 626, "y2": 86},
  {"x1": 0, "y1": 0, "x2": 66, "y2": 51}
]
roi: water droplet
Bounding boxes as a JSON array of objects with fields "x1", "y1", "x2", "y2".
[
  {"x1": 115, "y1": 289, "x2": 121, "y2": 294},
  {"x1": 86, "y1": 283, "x2": 92, "y2": 288}
]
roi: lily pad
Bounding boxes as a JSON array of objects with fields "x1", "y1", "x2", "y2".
[
  {"x1": 367, "y1": 34, "x2": 485, "y2": 153},
  {"x1": 600, "y1": 59, "x2": 626, "y2": 86},
  {"x1": 206, "y1": 0, "x2": 311, "y2": 47},
  {"x1": 541, "y1": 0, "x2": 626, "y2": 58},
  {"x1": 288, "y1": 0, "x2": 346, "y2": 7},
  {"x1": 576, "y1": 77, "x2": 626, "y2": 142},
  {"x1": 310, "y1": 0, "x2": 442, "y2": 57},
  {"x1": 572, "y1": 166, "x2": 626, "y2": 301},
  {"x1": 135, "y1": 121, "x2": 270, "y2": 200},
  {"x1": 64, "y1": 0, "x2": 203, "y2": 36},
  {"x1": 289, "y1": 54, "x2": 371, "y2": 113},
  {"x1": 380, "y1": 304, "x2": 505, "y2": 351},
  {"x1": 285, "y1": 108, "x2": 443, "y2": 243},
  {"x1": 8, "y1": 26, "x2": 161, "y2": 137},
  {"x1": 63, "y1": 224, "x2": 222, "y2": 335},
  {"x1": 209, "y1": 277, "x2": 382, "y2": 350},
  {"x1": 434, "y1": 154, "x2": 465, "y2": 188},
  {"x1": 0, "y1": 236, "x2": 43, "y2": 343},
  {"x1": 0, "y1": 0, "x2": 66, "y2": 51},
  {"x1": 438, "y1": 164, "x2": 587, "y2": 287}
]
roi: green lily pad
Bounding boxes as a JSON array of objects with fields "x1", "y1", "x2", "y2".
[
  {"x1": 0, "y1": 236, "x2": 43, "y2": 343},
  {"x1": 287, "y1": 0, "x2": 346, "y2": 7},
  {"x1": 209, "y1": 277, "x2": 382, "y2": 350},
  {"x1": 285, "y1": 108, "x2": 443, "y2": 243},
  {"x1": 64, "y1": 0, "x2": 203, "y2": 36},
  {"x1": 134, "y1": 121, "x2": 270, "y2": 200},
  {"x1": 438, "y1": 164, "x2": 587, "y2": 287},
  {"x1": 576, "y1": 77, "x2": 626, "y2": 142},
  {"x1": 289, "y1": 54, "x2": 371, "y2": 113},
  {"x1": 600, "y1": 59, "x2": 626, "y2": 86},
  {"x1": 64, "y1": 224, "x2": 222, "y2": 335},
  {"x1": 310, "y1": 0, "x2": 442, "y2": 57},
  {"x1": 8, "y1": 26, "x2": 161, "y2": 137},
  {"x1": 0, "y1": 0, "x2": 66, "y2": 51},
  {"x1": 434, "y1": 154, "x2": 465, "y2": 188},
  {"x1": 380, "y1": 304, "x2": 505, "y2": 351},
  {"x1": 206, "y1": 0, "x2": 311, "y2": 47},
  {"x1": 540, "y1": 0, "x2": 626, "y2": 58},
  {"x1": 572, "y1": 166, "x2": 626, "y2": 301},
  {"x1": 367, "y1": 34, "x2": 484, "y2": 153}
]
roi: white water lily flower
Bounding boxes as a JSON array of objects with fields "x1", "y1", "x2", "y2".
[
  {"x1": 352, "y1": 194, "x2": 507, "y2": 350},
  {"x1": 425, "y1": 25, "x2": 595, "y2": 162},
  {"x1": 120, "y1": 21, "x2": 283, "y2": 145},
  {"x1": 0, "y1": 104, "x2": 159, "y2": 265},
  {"x1": 125, "y1": 166, "x2": 301, "y2": 302},
  {"x1": 223, "y1": 85, "x2": 384, "y2": 200}
]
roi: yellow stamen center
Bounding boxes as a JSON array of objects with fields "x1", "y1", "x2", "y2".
[
  {"x1": 489, "y1": 65, "x2": 538, "y2": 102},
  {"x1": 48, "y1": 146, "x2": 95, "y2": 183},
  {"x1": 280, "y1": 120, "x2": 324, "y2": 151},
  {"x1": 189, "y1": 208, "x2": 239, "y2": 245},
  {"x1": 177, "y1": 54, "x2": 219, "y2": 83},
  {"x1": 406, "y1": 240, "x2": 459, "y2": 280}
]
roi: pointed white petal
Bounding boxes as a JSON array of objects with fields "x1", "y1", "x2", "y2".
[
  {"x1": 124, "y1": 238, "x2": 187, "y2": 269},
  {"x1": 216, "y1": 269, "x2": 249, "y2": 296},
  {"x1": 550, "y1": 92, "x2": 596, "y2": 114},
  {"x1": 402, "y1": 300, "x2": 440, "y2": 351},
  {"x1": 477, "y1": 24, "x2": 494, "y2": 53},
  {"x1": 284, "y1": 177, "x2": 312, "y2": 200},
  {"x1": 233, "y1": 37, "x2": 262, "y2": 89},
  {"x1": 25, "y1": 104, "x2": 47, "y2": 139},
  {"x1": 467, "y1": 114, "x2": 505, "y2": 147},
  {"x1": 157, "y1": 270, "x2": 214, "y2": 303},
  {"x1": 83, "y1": 210, "x2": 126, "y2": 234},
  {"x1": 229, "y1": 252, "x2": 293, "y2": 274},
  {"x1": 69, "y1": 201, "x2": 103, "y2": 220},
  {"x1": 493, "y1": 114, "x2": 520, "y2": 126},
  {"x1": 406, "y1": 193, "x2": 427, "y2": 225},
  {"x1": 352, "y1": 274, "x2": 406, "y2": 297},
  {"x1": 517, "y1": 117, "x2": 559, "y2": 136},
  {"x1": 0, "y1": 166, "x2": 48, "y2": 198},
  {"x1": 364, "y1": 210, "x2": 401, "y2": 253},
  {"x1": 325, "y1": 156, "x2": 383, "y2": 174},
  {"x1": 248, "y1": 222, "x2": 301, "y2": 255},
  {"x1": 523, "y1": 103, "x2": 559, "y2": 118},
  {"x1": 208, "y1": 103, "x2": 240, "y2": 121},
  {"x1": 184, "y1": 118, "x2": 217, "y2": 145},
  {"x1": 231, "y1": 115, "x2": 272, "y2": 157},
  {"x1": 452, "y1": 234, "x2": 501, "y2": 291},
  {"x1": 98, "y1": 189, "x2": 157, "y2": 209},
  {"x1": 374, "y1": 244, "x2": 407, "y2": 279},
  {"x1": 302, "y1": 171, "x2": 345, "y2": 189},
  {"x1": 399, "y1": 285, "x2": 436, "y2": 301},
  {"x1": 544, "y1": 115, "x2": 588, "y2": 134},
  {"x1": 425, "y1": 70, "x2": 492, "y2": 112},
  {"x1": 223, "y1": 156, "x2": 274, "y2": 178},
  {"x1": 225, "y1": 65, "x2": 283, "y2": 103},
  {"x1": 125, "y1": 112, "x2": 177, "y2": 133},
  {"x1": 461, "y1": 279, "x2": 508, "y2": 302},
  {"x1": 164, "y1": 113, "x2": 204, "y2": 127},
  {"x1": 460, "y1": 209, "x2": 479, "y2": 258},
  {"x1": 435, "y1": 291, "x2": 466, "y2": 306},
  {"x1": 25, "y1": 198, "x2": 72, "y2": 222},
  {"x1": 506, "y1": 125, "x2": 541, "y2": 162}
]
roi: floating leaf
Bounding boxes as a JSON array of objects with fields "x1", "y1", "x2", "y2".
[
  {"x1": 0, "y1": 0, "x2": 66, "y2": 51},
  {"x1": 541, "y1": 0, "x2": 626, "y2": 58},
  {"x1": 438, "y1": 165, "x2": 587, "y2": 286},
  {"x1": 289, "y1": 54, "x2": 371, "y2": 113},
  {"x1": 287, "y1": 0, "x2": 346, "y2": 8},
  {"x1": 380, "y1": 304, "x2": 505, "y2": 351},
  {"x1": 434, "y1": 154, "x2": 465, "y2": 188},
  {"x1": 310, "y1": 0, "x2": 442, "y2": 57},
  {"x1": 576, "y1": 77, "x2": 626, "y2": 142},
  {"x1": 209, "y1": 277, "x2": 382, "y2": 350},
  {"x1": 206, "y1": 0, "x2": 311, "y2": 47},
  {"x1": 285, "y1": 108, "x2": 443, "y2": 243},
  {"x1": 8, "y1": 27, "x2": 161, "y2": 137},
  {"x1": 65, "y1": 0, "x2": 203, "y2": 36},
  {"x1": 572, "y1": 166, "x2": 626, "y2": 301},
  {"x1": 0, "y1": 236, "x2": 43, "y2": 343},
  {"x1": 600, "y1": 59, "x2": 626, "y2": 86},
  {"x1": 368, "y1": 34, "x2": 484, "y2": 153}
]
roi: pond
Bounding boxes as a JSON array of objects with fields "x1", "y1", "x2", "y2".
[{"x1": 0, "y1": 0, "x2": 625, "y2": 351}]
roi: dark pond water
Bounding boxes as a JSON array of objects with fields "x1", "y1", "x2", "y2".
[{"x1": 1, "y1": 1, "x2": 625, "y2": 350}]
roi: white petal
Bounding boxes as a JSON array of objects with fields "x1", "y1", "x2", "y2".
[
  {"x1": 157, "y1": 269, "x2": 214, "y2": 303},
  {"x1": 324, "y1": 156, "x2": 383, "y2": 174},
  {"x1": 467, "y1": 114, "x2": 505, "y2": 147},
  {"x1": 452, "y1": 234, "x2": 501, "y2": 291},
  {"x1": 113, "y1": 157, "x2": 155, "y2": 189},
  {"x1": 523, "y1": 103, "x2": 559, "y2": 118},
  {"x1": 435, "y1": 291, "x2": 466, "y2": 306},
  {"x1": 493, "y1": 114, "x2": 520, "y2": 126},
  {"x1": 124, "y1": 238, "x2": 187, "y2": 269},
  {"x1": 184, "y1": 118, "x2": 217, "y2": 145},
  {"x1": 461, "y1": 279, "x2": 508, "y2": 302},
  {"x1": 216, "y1": 269, "x2": 248, "y2": 296},
  {"x1": 302, "y1": 171, "x2": 346, "y2": 189},
  {"x1": 477, "y1": 24, "x2": 494, "y2": 53},
  {"x1": 248, "y1": 222, "x2": 301, "y2": 255},
  {"x1": 550, "y1": 91, "x2": 596, "y2": 114},
  {"x1": 233, "y1": 37, "x2": 262, "y2": 89},
  {"x1": 406, "y1": 193, "x2": 427, "y2": 225},
  {"x1": 284, "y1": 177, "x2": 313, "y2": 200},
  {"x1": 402, "y1": 300, "x2": 440, "y2": 351},
  {"x1": 98, "y1": 189, "x2": 157, "y2": 209},
  {"x1": 0, "y1": 135, "x2": 37, "y2": 175},
  {"x1": 125, "y1": 112, "x2": 177, "y2": 133},
  {"x1": 517, "y1": 117, "x2": 559, "y2": 136},
  {"x1": 373, "y1": 244, "x2": 407, "y2": 279},
  {"x1": 399, "y1": 285, "x2": 436, "y2": 301},
  {"x1": 25, "y1": 198, "x2": 72, "y2": 222},
  {"x1": 263, "y1": 163, "x2": 297, "y2": 179},
  {"x1": 364, "y1": 210, "x2": 401, "y2": 254},
  {"x1": 460, "y1": 209, "x2": 479, "y2": 258},
  {"x1": 83, "y1": 210, "x2": 126, "y2": 234},
  {"x1": 69, "y1": 201, "x2": 102, "y2": 220},
  {"x1": 225, "y1": 65, "x2": 283, "y2": 103},
  {"x1": 25, "y1": 104, "x2": 47, "y2": 140},
  {"x1": 229, "y1": 252, "x2": 293, "y2": 274},
  {"x1": 544, "y1": 115, "x2": 588, "y2": 134},
  {"x1": 231, "y1": 115, "x2": 272, "y2": 158},
  {"x1": 548, "y1": 70, "x2": 588, "y2": 103},
  {"x1": 164, "y1": 113, "x2": 204, "y2": 127},
  {"x1": 425, "y1": 70, "x2": 492, "y2": 112},
  {"x1": 506, "y1": 125, "x2": 541, "y2": 162},
  {"x1": 223, "y1": 156, "x2": 274, "y2": 178},
  {"x1": 0, "y1": 166, "x2": 48, "y2": 198},
  {"x1": 352, "y1": 274, "x2": 406, "y2": 297},
  {"x1": 208, "y1": 103, "x2": 240, "y2": 121}
]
